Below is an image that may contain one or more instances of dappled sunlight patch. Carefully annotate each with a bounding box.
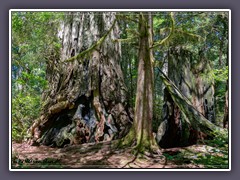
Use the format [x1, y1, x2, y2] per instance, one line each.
[162, 142, 228, 169]
[12, 135, 228, 169]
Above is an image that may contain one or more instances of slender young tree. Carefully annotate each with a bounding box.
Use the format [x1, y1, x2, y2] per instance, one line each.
[121, 12, 160, 153]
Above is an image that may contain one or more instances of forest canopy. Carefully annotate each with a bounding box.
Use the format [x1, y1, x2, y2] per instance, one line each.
[11, 10, 229, 169]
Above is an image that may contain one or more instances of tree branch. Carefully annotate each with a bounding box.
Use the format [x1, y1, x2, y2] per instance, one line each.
[116, 14, 139, 24]
[150, 12, 175, 49]
[113, 36, 138, 44]
[63, 19, 117, 63]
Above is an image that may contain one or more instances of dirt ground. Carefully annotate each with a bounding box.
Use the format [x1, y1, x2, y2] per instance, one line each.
[11, 141, 211, 169]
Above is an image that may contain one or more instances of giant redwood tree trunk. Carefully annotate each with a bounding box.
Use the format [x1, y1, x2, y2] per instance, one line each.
[28, 12, 133, 147]
[157, 47, 215, 148]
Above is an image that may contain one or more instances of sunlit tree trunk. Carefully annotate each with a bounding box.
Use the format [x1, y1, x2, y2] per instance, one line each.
[123, 13, 158, 152]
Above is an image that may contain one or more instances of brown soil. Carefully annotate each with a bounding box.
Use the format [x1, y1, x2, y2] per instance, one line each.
[11, 141, 205, 169]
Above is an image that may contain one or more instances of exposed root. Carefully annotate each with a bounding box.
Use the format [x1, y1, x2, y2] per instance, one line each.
[121, 153, 138, 168]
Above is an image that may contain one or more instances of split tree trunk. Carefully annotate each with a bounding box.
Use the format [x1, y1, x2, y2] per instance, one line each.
[28, 12, 133, 147]
[157, 47, 215, 148]
[158, 71, 223, 137]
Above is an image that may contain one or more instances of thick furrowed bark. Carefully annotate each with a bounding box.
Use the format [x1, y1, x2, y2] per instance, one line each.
[28, 12, 133, 147]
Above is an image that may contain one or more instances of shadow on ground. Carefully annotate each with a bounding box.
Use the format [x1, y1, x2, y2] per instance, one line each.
[11, 140, 228, 169]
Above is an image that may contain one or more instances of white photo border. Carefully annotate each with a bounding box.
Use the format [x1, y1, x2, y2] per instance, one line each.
[9, 9, 231, 171]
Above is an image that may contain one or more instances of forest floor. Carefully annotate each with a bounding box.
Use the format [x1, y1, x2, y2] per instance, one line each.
[11, 140, 228, 169]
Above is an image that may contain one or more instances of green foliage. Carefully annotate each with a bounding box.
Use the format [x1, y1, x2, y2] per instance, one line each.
[213, 66, 228, 125]
[195, 130, 229, 168]
[163, 130, 228, 168]
[213, 66, 228, 82]
[12, 12, 62, 141]
[118, 14, 139, 107]
[12, 92, 43, 141]
[152, 12, 175, 48]
[205, 129, 228, 148]
[193, 153, 228, 169]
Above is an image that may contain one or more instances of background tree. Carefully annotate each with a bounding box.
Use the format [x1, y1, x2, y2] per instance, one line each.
[152, 12, 229, 147]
